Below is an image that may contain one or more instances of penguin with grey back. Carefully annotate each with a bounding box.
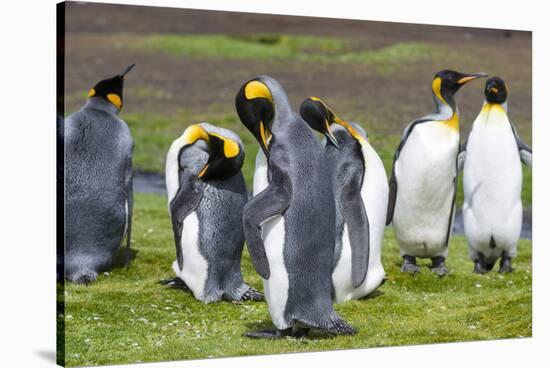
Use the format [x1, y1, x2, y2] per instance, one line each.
[162, 123, 263, 303]
[386, 70, 487, 276]
[236, 76, 355, 338]
[462, 77, 531, 274]
[300, 97, 388, 302]
[64, 64, 135, 284]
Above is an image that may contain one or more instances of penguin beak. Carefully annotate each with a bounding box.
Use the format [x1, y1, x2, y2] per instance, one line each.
[457, 72, 488, 85]
[119, 63, 136, 77]
[258, 120, 271, 159]
[322, 119, 340, 149]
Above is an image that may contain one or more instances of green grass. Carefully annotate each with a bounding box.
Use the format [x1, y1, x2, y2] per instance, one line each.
[60, 193, 532, 367]
[132, 34, 444, 72]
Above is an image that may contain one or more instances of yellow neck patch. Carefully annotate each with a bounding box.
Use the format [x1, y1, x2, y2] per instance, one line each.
[334, 117, 366, 144]
[442, 112, 459, 131]
[432, 77, 446, 105]
[107, 93, 122, 109]
[482, 103, 506, 112]
[245, 81, 272, 101]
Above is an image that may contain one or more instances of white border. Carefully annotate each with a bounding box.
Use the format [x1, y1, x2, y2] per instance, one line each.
[0, 0, 547, 367]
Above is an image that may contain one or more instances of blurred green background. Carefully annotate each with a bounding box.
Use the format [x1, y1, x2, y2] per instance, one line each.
[61, 2, 532, 366]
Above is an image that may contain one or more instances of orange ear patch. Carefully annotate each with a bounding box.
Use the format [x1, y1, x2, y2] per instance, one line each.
[107, 93, 122, 109]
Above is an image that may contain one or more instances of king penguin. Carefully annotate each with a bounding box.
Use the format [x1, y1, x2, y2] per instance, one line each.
[235, 76, 355, 338]
[386, 70, 487, 276]
[162, 123, 263, 303]
[300, 97, 388, 302]
[462, 77, 532, 273]
[64, 64, 135, 284]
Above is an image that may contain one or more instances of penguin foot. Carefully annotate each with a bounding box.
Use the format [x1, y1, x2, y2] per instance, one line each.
[159, 277, 190, 291]
[240, 286, 264, 302]
[498, 257, 513, 274]
[68, 269, 98, 285]
[311, 315, 356, 336]
[430, 256, 449, 277]
[473, 261, 488, 274]
[430, 264, 449, 277]
[401, 255, 420, 274]
[244, 327, 294, 339]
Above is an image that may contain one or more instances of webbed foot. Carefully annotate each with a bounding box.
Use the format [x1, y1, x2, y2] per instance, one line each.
[430, 256, 449, 277]
[401, 255, 420, 274]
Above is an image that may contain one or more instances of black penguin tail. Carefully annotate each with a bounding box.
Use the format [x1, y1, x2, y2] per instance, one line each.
[295, 314, 356, 336]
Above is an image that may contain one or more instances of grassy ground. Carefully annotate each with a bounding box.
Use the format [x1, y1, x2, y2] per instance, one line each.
[61, 4, 533, 366]
[60, 193, 532, 367]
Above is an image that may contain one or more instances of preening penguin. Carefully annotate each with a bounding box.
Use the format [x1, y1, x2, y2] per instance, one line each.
[236, 76, 355, 338]
[462, 77, 531, 274]
[163, 123, 262, 303]
[64, 64, 135, 284]
[386, 70, 487, 276]
[300, 97, 388, 302]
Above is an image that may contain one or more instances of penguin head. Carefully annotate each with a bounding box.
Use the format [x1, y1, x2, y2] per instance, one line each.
[484, 76, 508, 104]
[300, 97, 365, 147]
[299, 97, 340, 149]
[180, 124, 244, 181]
[235, 77, 275, 158]
[432, 70, 487, 108]
[87, 64, 135, 111]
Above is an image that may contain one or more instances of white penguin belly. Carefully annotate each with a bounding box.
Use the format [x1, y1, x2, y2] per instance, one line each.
[332, 142, 387, 303]
[463, 105, 522, 260]
[253, 150, 290, 329]
[261, 216, 290, 329]
[393, 122, 459, 258]
[171, 212, 209, 301]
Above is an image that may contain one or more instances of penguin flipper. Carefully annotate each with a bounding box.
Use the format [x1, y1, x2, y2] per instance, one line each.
[340, 170, 369, 288]
[169, 170, 204, 271]
[457, 139, 467, 172]
[386, 119, 428, 225]
[124, 153, 133, 267]
[510, 119, 532, 167]
[386, 167, 398, 226]
[243, 170, 292, 280]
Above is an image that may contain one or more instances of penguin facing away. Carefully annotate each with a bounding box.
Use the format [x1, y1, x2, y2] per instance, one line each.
[462, 77, 531, 274]
[300, 97, 388, 302]
[64, 64, 136, 284]
[386, 70, 487, 276]
[236, 76, 355, 338]
[163, 123, 263, 303]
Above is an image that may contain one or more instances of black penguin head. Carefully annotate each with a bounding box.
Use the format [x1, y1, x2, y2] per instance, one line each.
[484, 76, 508, 104]
[87, 64, 135, 110]
[235, 78, 275, 158]
[432, 70, 487, 108]
[299, 97, 340, 149]
[300, 97, 366, 146]
[181, 124, 244, 181]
